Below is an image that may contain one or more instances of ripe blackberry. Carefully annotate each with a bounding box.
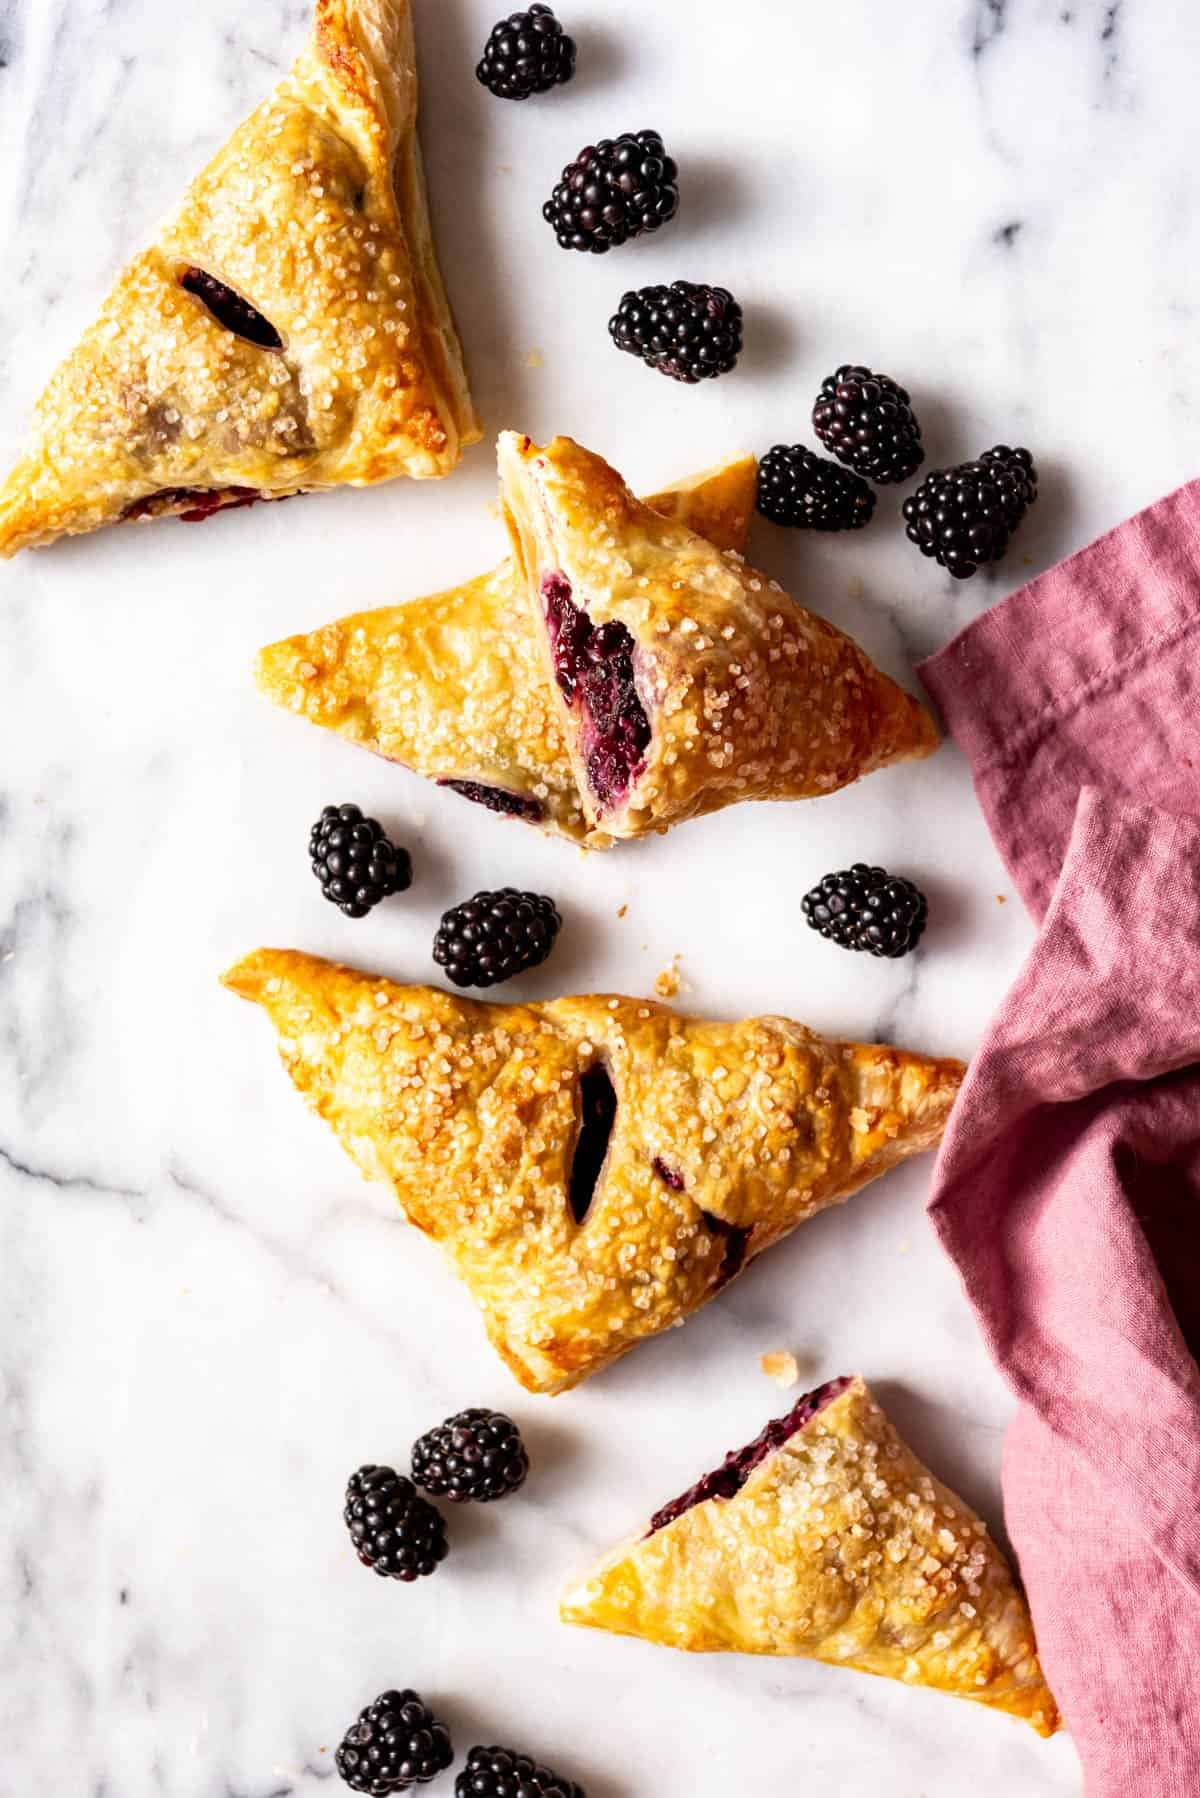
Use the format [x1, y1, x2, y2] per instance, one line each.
[336, 1690, 453, 1793]
[812, 364, 924, 485]
[411, 1408, 530, 1504]
[476, 5, 575, 100]
[456, 1745, 586, 1798]
[802, 864, 928, 959]
[343, 1465, 448, 1582]
[756, 444, 875, 531]
[433, 889, 561, 988]
[310, 804, 412, 919]
[608, 282, 742, 384]
[902, 445, 1038, 579]
[543, 130, 679, 253]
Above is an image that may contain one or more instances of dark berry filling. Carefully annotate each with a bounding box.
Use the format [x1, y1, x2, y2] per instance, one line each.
[647, 1376, 852, 1535]
[652, 1157, 684, 1191]
[568, 1064, 617, 1224]
[122, 485, 267, 524]
[438, 778, 545, 823]
[542, 572, 651, 811]
[178, 267, 283, 350]
[707, 1214, 750, 1289]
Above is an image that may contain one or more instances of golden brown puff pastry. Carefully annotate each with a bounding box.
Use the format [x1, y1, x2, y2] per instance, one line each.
[561, 1375, 1060, 1737]
[254, 454, 758, 844]
[500, 433, 940, 842]
[222, 949, 964, 1394]
[0, 0, 480, 558]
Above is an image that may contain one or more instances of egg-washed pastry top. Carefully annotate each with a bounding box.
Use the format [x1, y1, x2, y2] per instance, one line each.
[222, 949, 964, 1394]
[562, 1374, 1059, 1737]
[0, 0, 479, 557]
[254, 453, 759, 845]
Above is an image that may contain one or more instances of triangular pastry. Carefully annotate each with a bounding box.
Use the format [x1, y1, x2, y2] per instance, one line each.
[560, 1375, 1060, 1737]
[499, 433, 940, 842]
[254, 454, 758, 843]
[0, 0, 479, 557]
[222, 950, 964, 1393]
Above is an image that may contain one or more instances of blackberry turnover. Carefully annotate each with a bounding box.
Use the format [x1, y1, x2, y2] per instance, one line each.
[609, 283, 743, 383]
[309, 804, 412, 919]
[543, 130, 679, 252]
[223, 948, 964, 1393]
[256, 433, 941, 848]
[812, 364, 924, 485]
[0, 0, 480, 559]
[476, 5, 576, 100]
[560, 1376, 1060, 1736]
[336, 1689, 454, 1792]
[343, 1464, 448, 1581]
[411, 1407, 530, 1502]
[902, 445, 1038, 578]
[802, 864, 928, 959]
[756, 444, 876, 531]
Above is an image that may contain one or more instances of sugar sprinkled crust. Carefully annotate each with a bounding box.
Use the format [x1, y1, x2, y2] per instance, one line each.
[221, 948, 964, 1394]
[561, 1375, 1060, 1738]
[0, 0, 480, 557]
[253, 455, 759, 846]
[500, 433, 940, 841]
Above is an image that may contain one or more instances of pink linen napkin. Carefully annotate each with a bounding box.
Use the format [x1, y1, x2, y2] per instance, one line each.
[920, 484, 1200, 1794]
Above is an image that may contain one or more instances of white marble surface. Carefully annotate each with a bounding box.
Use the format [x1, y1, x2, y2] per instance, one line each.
[8, 0, 1197, 1791]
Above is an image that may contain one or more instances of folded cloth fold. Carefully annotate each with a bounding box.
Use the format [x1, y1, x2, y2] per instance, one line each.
[921, 487, 1200, 1795]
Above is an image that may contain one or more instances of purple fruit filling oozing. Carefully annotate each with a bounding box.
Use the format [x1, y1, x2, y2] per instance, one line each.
[647, 1376, 853, 1536]
[122, 485, 267, 524]
[438, 779, 545, 823]
[541, 572, 651, 810]
[652, 1157, 684, 1191]
[568, 1064, 617, 1225]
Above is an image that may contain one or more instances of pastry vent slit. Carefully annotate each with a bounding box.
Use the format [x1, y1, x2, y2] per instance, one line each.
[701, 1210, 751, 1289]
[568, 1062, 617, 1225]
[178, 267, 284, 351]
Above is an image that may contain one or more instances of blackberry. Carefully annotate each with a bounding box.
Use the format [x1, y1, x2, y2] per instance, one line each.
[543, 130, 679, 253]
[433, 889, 561, 988]
[412, 1408, 530, 1504]
[902, 445, 1038, 579]
[336, 1690, 453, 1793]
[456, 1745, 586, 1798]
[476, 6, 576, 101]
[343, 1465, 448, 1582]
[608, 282, 742, 384]
[802, 864, 928, 959]
[310, 804, 412, 919]
[756, 444, 875, 532]
[812, 364, 924, 485]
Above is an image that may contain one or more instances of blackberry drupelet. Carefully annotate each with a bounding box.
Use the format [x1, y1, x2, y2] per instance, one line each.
[608, 282, 743, 383]
[433, 889, 561, 988]
[812, 364, 924, 485]
[411, 1407, 530, 1504]
[756, 444, 875, 531]
[542, 130, 679, 252]
[310, 804, 412, 919]
[343, 1465, 448, 1582]
[476, 5, 576, 100]
[336, 1689, 453, 1793]
[456, 1744, 586, 1798]
[902, 445, 1038, 579]
[802, 864, 928, 959]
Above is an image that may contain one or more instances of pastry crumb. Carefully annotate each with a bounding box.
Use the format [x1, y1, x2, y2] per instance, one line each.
[525, 347, 544, 368]
[997, 893, 1007, 904]
[654, 957, 682, 998]
[761, 1350, 800, 1388]
[617, 903, 628, 918]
